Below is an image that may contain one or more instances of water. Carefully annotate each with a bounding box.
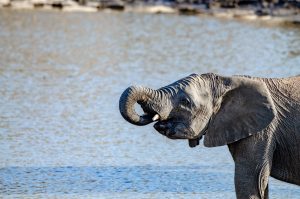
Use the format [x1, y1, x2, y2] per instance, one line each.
[0, 9, 299, 198]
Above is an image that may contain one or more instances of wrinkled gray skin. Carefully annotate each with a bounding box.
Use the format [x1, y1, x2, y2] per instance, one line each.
[119, 73, 300, 199]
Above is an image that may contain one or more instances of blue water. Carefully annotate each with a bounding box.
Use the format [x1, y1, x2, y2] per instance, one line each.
[1, 166, 299, 198]
[0, 9, 299, 198]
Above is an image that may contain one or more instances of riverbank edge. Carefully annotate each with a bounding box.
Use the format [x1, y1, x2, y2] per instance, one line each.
[1, 1, 300, 25]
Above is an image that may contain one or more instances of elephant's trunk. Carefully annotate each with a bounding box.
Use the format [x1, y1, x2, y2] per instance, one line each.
[119, 86, 160, 126]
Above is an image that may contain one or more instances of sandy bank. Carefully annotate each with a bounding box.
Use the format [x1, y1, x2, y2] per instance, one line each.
[0, 0, 299, 25]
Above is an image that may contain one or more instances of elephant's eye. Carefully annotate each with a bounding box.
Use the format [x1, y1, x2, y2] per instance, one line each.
[180, 98, 191, 107]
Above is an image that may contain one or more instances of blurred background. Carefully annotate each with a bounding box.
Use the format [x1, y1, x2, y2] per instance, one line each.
[0, 2, 300, 199]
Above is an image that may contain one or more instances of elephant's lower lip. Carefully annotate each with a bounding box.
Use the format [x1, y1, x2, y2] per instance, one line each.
[167, 132, 193, 139]
[167, 135, 190, 139]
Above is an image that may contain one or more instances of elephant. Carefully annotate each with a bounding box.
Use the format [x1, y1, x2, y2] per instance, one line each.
[119, 73, 300, 199]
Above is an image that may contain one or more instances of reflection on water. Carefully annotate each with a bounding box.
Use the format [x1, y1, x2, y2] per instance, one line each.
[0, 9, 299, 198]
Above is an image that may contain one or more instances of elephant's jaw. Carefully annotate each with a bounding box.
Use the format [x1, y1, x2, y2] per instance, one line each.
[188, 117, 211, 147]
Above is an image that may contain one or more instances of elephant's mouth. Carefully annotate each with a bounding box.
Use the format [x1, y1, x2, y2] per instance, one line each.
[153, 120, 196, 140]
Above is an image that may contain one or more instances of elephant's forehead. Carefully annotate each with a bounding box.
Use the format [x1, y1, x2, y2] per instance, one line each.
[182, 85, 201, 99]
[182, 84, 209, 104]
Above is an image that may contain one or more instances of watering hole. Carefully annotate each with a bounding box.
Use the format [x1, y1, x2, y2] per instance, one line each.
[0, 9, 300, 198]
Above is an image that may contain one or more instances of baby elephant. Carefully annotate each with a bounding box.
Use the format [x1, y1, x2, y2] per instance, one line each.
[119, 73, 300, 199]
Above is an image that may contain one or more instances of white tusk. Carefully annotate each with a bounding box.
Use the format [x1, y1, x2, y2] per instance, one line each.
[152, 114, 160, 121]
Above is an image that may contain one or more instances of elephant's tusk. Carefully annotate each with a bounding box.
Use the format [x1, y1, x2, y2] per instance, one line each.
[152, 114, 160, 121]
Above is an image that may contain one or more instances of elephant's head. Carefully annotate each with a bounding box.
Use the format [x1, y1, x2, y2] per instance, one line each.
[119, 73, 276, 148]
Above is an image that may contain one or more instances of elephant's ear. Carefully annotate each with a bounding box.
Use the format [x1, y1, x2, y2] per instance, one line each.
[204, 79, 276, 147]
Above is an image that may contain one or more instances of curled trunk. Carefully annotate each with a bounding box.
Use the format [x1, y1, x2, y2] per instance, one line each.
[119, 86, 158, 126]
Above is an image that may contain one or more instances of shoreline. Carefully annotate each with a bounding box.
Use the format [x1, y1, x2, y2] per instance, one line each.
[1, 1, 300, 25]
